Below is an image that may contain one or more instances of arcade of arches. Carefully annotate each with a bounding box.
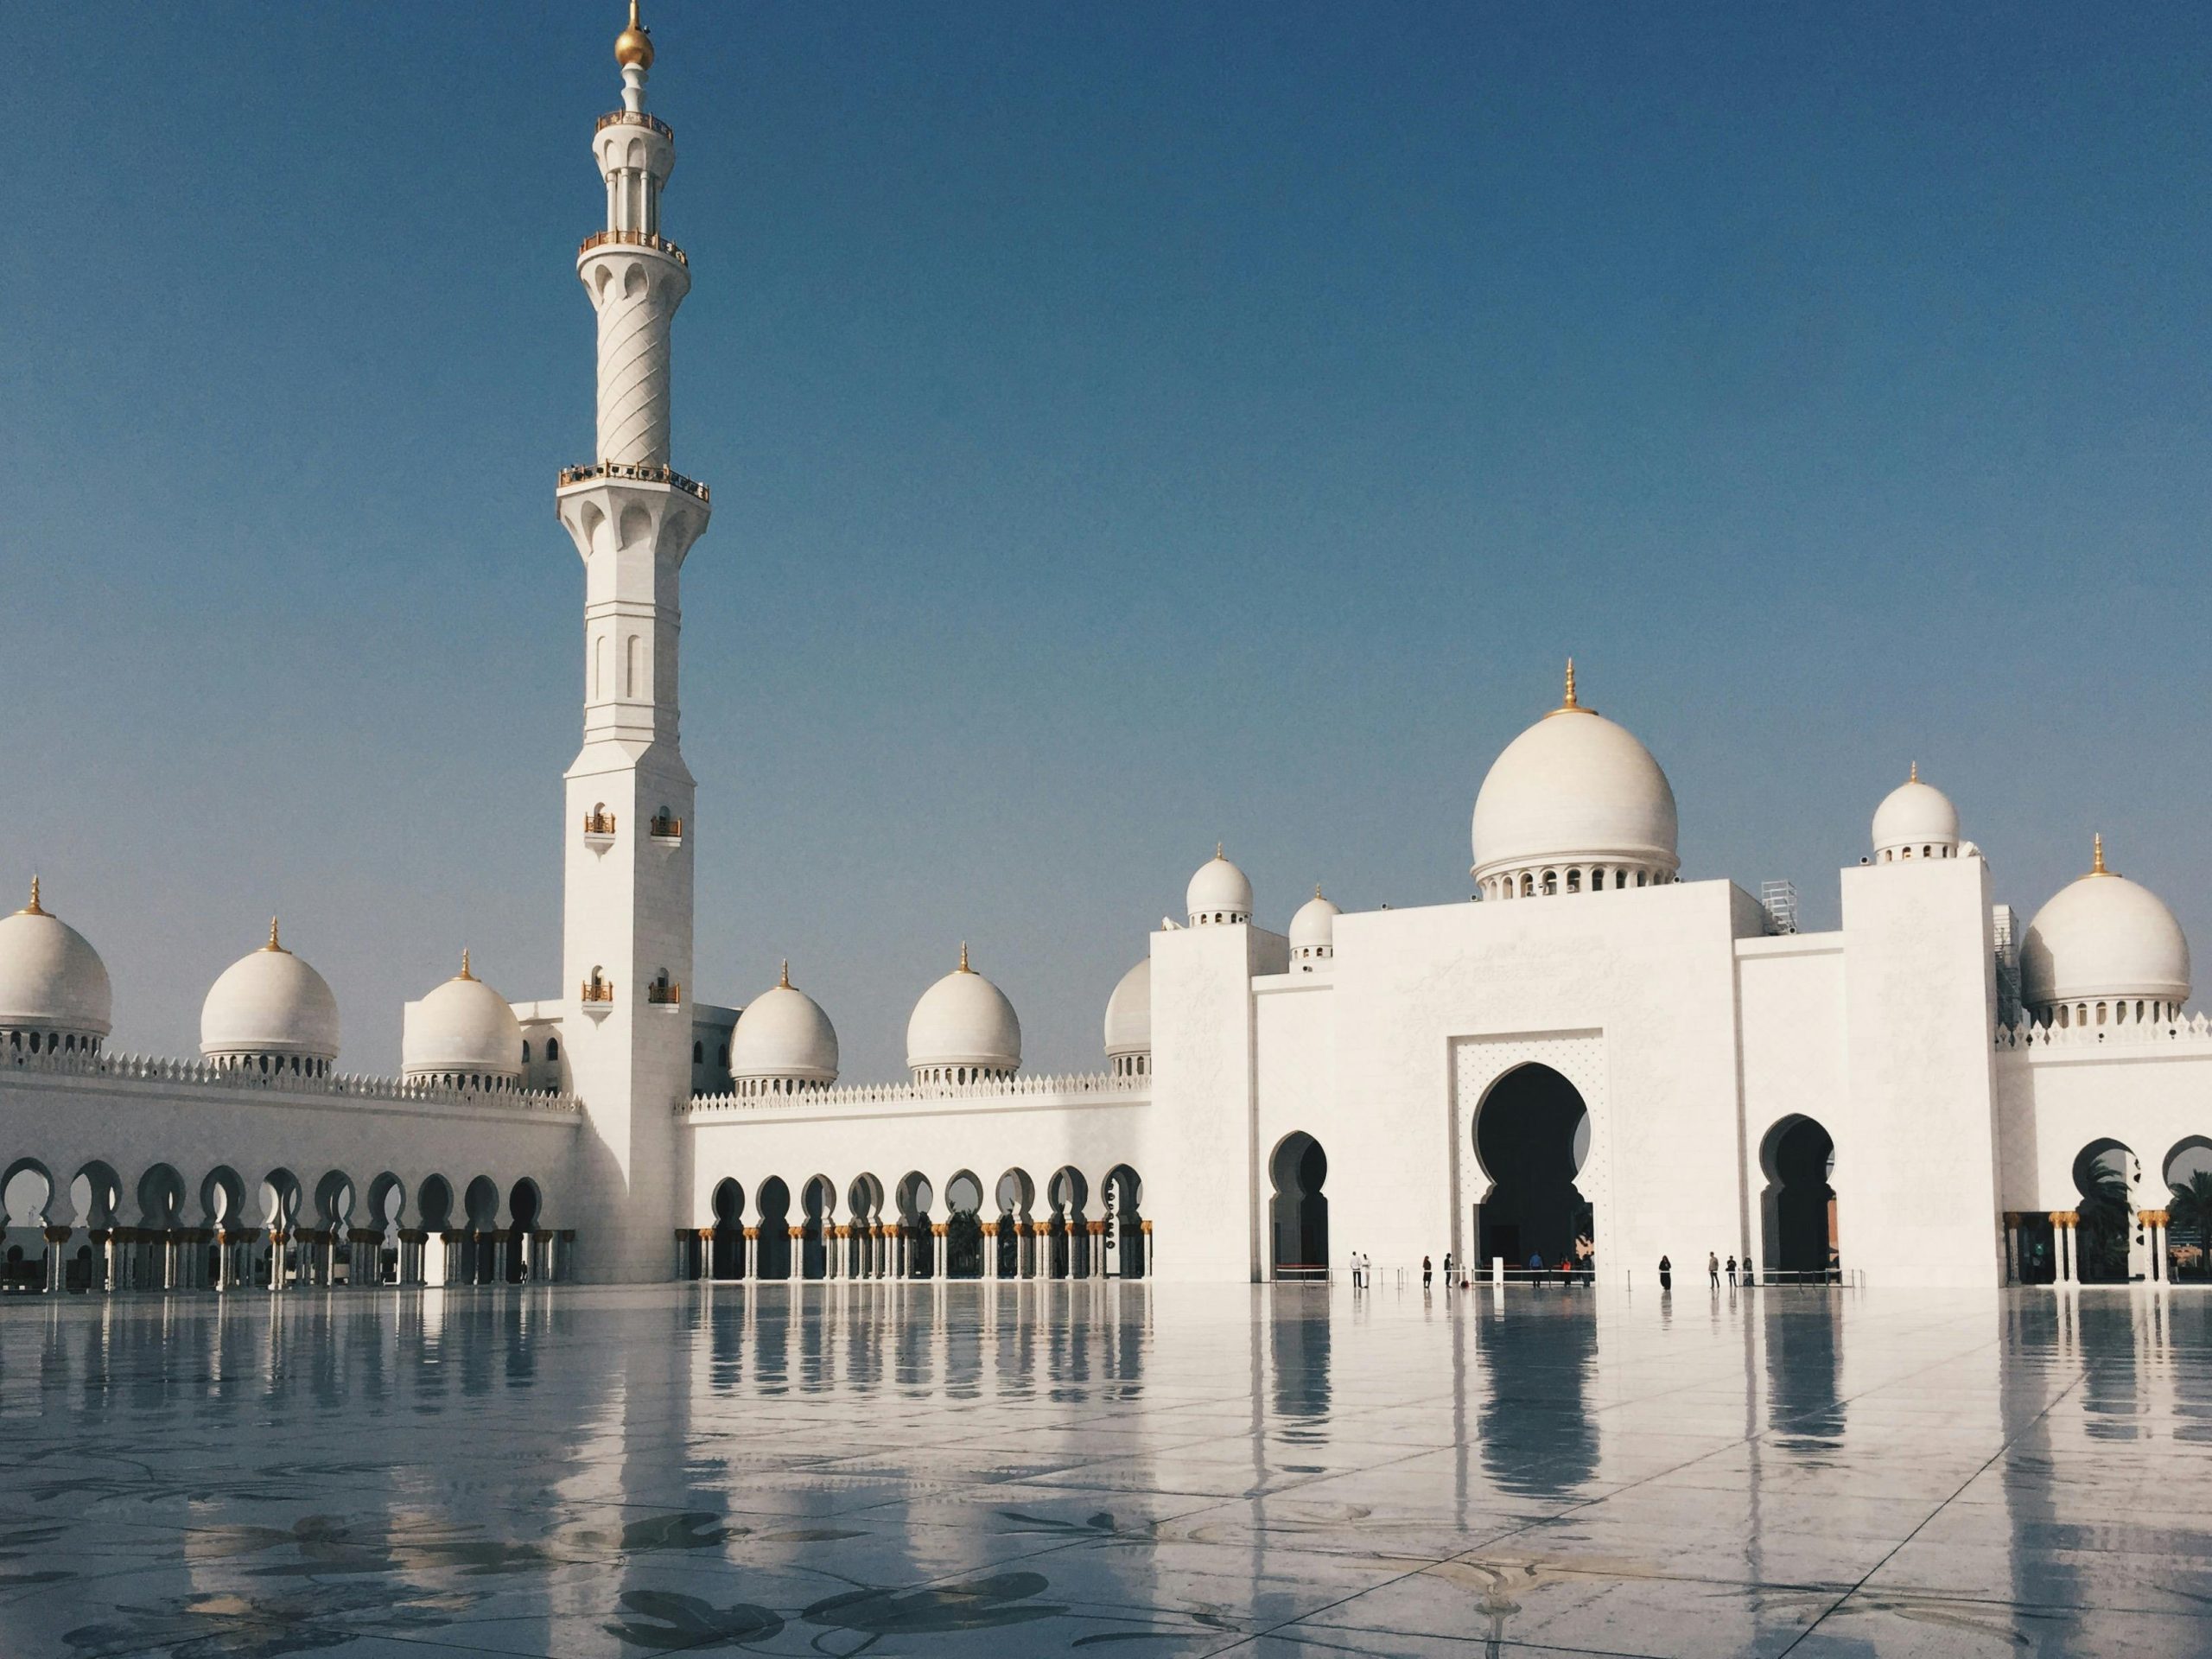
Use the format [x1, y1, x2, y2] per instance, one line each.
[683, 1164, 1149, 1282]
[0, 1161, 570, 1294]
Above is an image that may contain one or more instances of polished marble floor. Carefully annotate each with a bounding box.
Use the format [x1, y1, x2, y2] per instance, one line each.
[1, 1281, 2207, 1658]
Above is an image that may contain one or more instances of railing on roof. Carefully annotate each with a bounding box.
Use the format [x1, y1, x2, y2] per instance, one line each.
[682, 1069, 1147, 1116]
[0, 1047, 582, 1113]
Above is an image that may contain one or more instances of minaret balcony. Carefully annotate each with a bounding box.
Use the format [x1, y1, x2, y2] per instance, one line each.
[557, 460, 709, 505]
[581, 977, 615, 1008]
[646, 979, 683, 1007]
[649, 813, 683, 844]
[596, 109, 673, 140]
[579, 228, 688, 268]
[582, 810, 617, 848]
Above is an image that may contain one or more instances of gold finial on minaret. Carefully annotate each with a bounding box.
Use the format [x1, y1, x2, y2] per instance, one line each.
[2091, 833, 2108, 876]
[958, 941, 971, 973]
[615, 0, 655, 69]
[1909, 760, 1918, 784]
[18, 876, 45, 917]
[779, 958, 791, 988]
[458, 949, 474, 982]
[264, 916, 285, 953]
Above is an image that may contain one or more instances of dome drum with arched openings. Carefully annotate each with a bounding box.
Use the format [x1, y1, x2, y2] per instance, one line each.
[1872, 763, 1961, 862]
[0, 879, 114, 1055]
[728, 962, 839, 1096]
[200, 919, 341, 1077]
[1471, 663, 1680, 899]
[1289, 887, 1338, 963]
[1186, 846, 1253, 925]
[1103, 957, 1151, 1077]
[402, 952, 525, 1089]
[907, 944, 1020, 1084]
[2020, 836, 2191, 1027]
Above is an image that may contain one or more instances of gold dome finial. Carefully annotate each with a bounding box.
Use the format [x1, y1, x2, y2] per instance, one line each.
[779, 958, 791, 988]
[1315, 882, 1324, 900]
[264, 916, 286, 953]
[1216, 841, 1224, 861]
[1909, 760, 1918, 784]
[2091, 832, 2108, 876]
[615, 0, 655, 69]
[1549, 657, 1595, 716]
[18, 876, 44, 917]
[458, 949, 474, 982]
[958, 940, 971, 973]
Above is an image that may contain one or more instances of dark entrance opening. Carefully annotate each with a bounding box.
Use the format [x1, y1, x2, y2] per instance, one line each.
[1474, 1065, 1591, 1274]
[1269, 1133, 1329, 1281]
[1762, 1116, 1839, 1281]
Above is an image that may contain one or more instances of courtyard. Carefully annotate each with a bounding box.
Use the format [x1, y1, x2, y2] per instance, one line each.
[0, 1282, 2205, 1658]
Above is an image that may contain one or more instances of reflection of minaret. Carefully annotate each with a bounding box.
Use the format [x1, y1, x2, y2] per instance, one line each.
[558, 2, 710, 1282]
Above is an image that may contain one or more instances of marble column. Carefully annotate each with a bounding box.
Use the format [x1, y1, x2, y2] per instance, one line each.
[2140, 1210, 2169, 1282]
[2002, 1212, 2021, 1285]
[2052, 1211, 2078, 1285]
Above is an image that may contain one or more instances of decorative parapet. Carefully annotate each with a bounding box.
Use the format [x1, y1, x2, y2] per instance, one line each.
[577, 228, 689, 267]
[557, 461, 711, 504]
[595, 109, 674, 140]
[681, 1069, 1147, 1118]
[0, 1047, 582, 1114]
[1995, 1012, 2212, 1055]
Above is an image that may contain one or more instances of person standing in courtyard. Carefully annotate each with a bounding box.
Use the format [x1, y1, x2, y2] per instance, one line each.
[1708, 1251, 1719, 1288]
[1658, 1254, 1673, 1291]
[1422, 1254, 1433, 1289]
[1726, 1255, 1738, 1287]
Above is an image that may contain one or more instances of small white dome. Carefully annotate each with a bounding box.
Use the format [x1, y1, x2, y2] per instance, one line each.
[1289, 887, 1339, 957]
[1103, 957, 1151, 1057]
[1186, 845, 1254, 925]
[402, 954, 523, 1080]
[2020, 838, 2190, 1014]
[0, 880, 112, 1041]
[1471, 664, 1679, 890]
[200, 921, 340, 1064]
[1872, 764, 1961, 859]
[731, 965, 839, 1083]
[907, 946, 1020, 1076]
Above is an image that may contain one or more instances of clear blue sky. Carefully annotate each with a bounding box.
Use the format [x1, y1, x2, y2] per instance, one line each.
[8, 2, 2210, 1077]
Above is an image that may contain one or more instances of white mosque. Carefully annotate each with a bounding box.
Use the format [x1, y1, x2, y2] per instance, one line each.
[3, 10, 2207, 1297]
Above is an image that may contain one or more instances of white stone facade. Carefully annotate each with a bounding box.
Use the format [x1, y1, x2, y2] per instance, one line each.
[3, 14, 2206, 1298]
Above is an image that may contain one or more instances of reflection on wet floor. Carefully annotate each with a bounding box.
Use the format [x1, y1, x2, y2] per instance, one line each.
[1, 1283, 2208, 1657]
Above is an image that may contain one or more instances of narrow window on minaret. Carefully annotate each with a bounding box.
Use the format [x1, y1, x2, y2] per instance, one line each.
[594, 635, 607, 700]
[626, 635, 640, 697]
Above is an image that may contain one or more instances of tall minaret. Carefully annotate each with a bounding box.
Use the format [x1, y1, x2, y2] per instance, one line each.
[556, 2, 709, 1283]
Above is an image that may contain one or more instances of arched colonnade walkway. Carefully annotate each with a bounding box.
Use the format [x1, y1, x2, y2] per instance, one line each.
[683, 1163, 1148, 1282]
[0, 1158, 572, 1294]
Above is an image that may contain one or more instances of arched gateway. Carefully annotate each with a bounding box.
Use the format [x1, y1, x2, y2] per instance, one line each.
[1471, 1064, 1592, 1274]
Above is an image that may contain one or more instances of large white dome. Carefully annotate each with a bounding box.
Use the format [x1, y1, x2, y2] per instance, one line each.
[907, 947, 1020, 1077]
[200, 921, 340, 1065]
[1872, 764, 1961, 861]
[1289, 887, 1339, 959]
[2020, 838, 2190, 1019]
[1103, 957, 1151, 1058]
[1471, 664, 1679, 893]
[731, 966, 839, 1083]
[402, 955, 523, 1081]
[1186, 846, 1254, 925]
[0, 880, 112, 1044]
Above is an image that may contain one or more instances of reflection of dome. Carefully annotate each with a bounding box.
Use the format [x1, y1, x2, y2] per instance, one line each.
[1103, 958, 1150, 1076]
[0, 879, 113, 1051]
[1289, 887, 1339, 962]
[2020, 836, 2190, 1023]
[1187, 845, 1254, 925]
[403, 953, 523, 1084]
[907, 945, 1020, 1082]
[200, 919, 341, 1073]
[1872, 763, 1961, 861]
[1472, 662, 1679, 898]
[731, 963, 839, 1085]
